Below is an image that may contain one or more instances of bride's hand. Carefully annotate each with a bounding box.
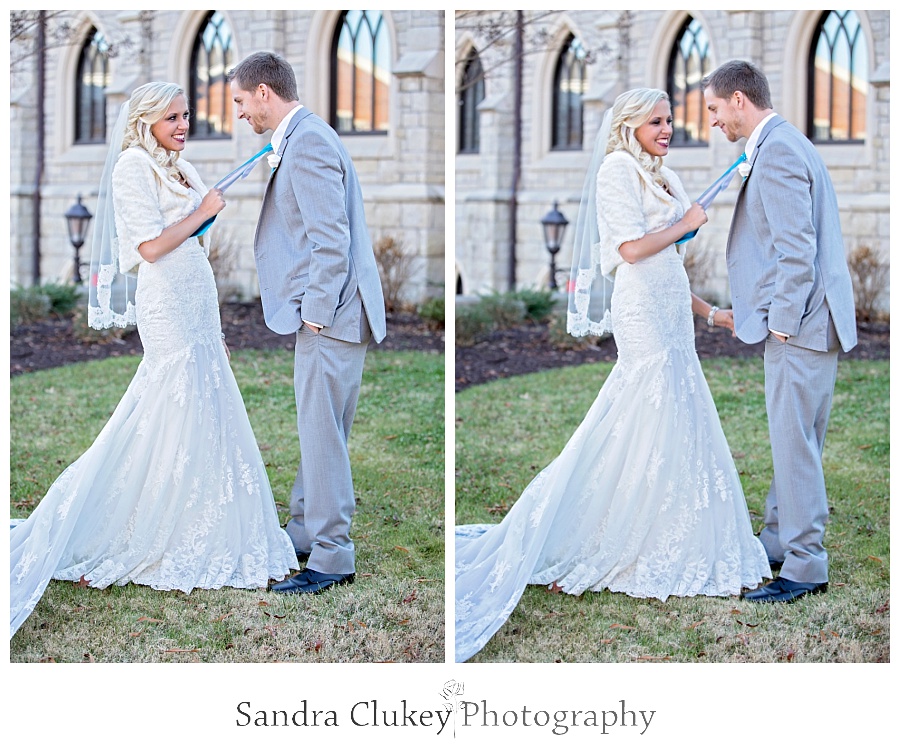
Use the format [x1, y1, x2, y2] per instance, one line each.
[681, 202, 708, 232]
[199, 188, 226, 219]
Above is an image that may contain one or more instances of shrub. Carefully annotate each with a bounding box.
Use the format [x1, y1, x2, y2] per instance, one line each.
[70, 306, 133, 345]
[681, 240, 719, 301]
[455, 304, 493, 347]
[417, 296, 445, 329]
[10, 285, 51, 326]
[847, 244, 889, 321]
[546, 310, 606, 350]
[374, 235, 416, 312]
[205, 227, 241, 303]
[513, 287, 556, 323]
[475, 291, 527, 329]
[36, 282, 82, 316]
[455, 286, 578, 346]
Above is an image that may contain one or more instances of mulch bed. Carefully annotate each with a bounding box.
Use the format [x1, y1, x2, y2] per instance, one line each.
[10, 301, 444, 376]
[455, 318, 889, 392]
[9, 303, 888, 392]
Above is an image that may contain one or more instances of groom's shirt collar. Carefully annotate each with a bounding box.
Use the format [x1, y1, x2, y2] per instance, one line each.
[271, 103, 304, 154]
[744, 112, 778, 164]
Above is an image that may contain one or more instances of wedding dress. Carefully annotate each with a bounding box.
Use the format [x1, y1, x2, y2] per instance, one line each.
[10, 148, 298, 638]
[455, 150, 770, 662]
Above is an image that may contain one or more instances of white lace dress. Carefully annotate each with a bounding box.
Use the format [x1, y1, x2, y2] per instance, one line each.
[455, 151, 770, 662]
[10, 148, 297, 638]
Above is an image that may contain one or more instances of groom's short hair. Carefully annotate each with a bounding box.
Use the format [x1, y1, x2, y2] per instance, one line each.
[702, 60, 773, 110]
[228, 51, 299, 102]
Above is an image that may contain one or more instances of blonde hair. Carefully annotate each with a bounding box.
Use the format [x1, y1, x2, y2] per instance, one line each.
[122, 82, 187, 183]
[606, 88, 670, 188]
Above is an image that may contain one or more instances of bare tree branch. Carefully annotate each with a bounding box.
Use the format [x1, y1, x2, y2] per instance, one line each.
[11, 11, 79, 68]
[454, 10, 613, 94]
[10, 10, 135, 73]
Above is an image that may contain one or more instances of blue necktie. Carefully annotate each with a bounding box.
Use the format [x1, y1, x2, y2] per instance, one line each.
[192, 144, 274, 237]
[675, 152, 748, 245]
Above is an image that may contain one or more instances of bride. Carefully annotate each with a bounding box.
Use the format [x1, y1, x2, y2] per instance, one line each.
[10, 82, 298, 638]
[455, 88, 771, 662]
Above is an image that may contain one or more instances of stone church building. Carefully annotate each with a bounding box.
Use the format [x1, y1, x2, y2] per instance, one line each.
[454, 10, 889, 306]
[10, 9, 445, 304]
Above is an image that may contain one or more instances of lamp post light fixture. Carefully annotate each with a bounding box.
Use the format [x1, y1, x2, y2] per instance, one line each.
[64, 194, 92, 284]
[540, 200, 569, 290]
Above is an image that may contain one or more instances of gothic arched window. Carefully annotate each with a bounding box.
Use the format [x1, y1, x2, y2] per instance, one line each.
[808, 10, 868, 142]
[458, 49, 484, 154]
[331, 10, 391, 134]
[74, 28, 110, 144]
[551, 35, 586, 151]
[667, 16, 711, 146]
[189, 10, 234, 139]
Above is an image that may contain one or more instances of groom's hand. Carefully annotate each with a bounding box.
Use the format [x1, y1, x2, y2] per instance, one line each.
[303, 320, 322, 334]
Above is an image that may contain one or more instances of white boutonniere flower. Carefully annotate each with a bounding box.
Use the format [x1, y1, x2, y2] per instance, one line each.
[738, 161, 752, 180]
[267, 154, 281, 170]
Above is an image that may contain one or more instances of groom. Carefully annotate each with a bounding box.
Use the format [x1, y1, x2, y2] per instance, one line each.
[702, 60, 856, 603]
[228, 52, 386, 594]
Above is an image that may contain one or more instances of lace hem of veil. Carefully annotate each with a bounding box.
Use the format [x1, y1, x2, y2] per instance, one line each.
[87, 102, 138, 330]
[567, 264, 613, 337]
[88, 254, 137, 330]
[566, 107, 615, 339]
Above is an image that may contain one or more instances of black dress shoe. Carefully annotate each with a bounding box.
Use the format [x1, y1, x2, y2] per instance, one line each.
[268, 568, 355, 594]
[768, 559, 784, 571]
[742, 577, 827, 603]
[295, 549, 311, 563]
[268, 573, 308, 593]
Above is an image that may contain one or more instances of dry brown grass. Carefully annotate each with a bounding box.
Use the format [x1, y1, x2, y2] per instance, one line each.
[10, 349, 444, 663]
[456, 360, 889, 663]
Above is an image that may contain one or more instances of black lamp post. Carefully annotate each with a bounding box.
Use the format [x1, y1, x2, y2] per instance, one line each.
[64, 194, 92, 284]
[540, 201, 569, 290]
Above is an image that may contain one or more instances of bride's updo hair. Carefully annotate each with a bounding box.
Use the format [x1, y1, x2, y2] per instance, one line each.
[606, 88, 670, 188]
[122, 82, 187, 183]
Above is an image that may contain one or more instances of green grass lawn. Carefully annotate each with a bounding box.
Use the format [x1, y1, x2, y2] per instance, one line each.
[9, 348, 444, 663]
[455, 358, 889, 663]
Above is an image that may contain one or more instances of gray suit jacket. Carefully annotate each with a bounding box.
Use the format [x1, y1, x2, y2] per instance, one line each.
[726, 116, 856, 352]
[253, 108, 386, 343]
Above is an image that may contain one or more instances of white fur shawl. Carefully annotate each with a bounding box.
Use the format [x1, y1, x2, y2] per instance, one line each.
[111, 147, 208, 275]
[595, 150, 692, 278]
